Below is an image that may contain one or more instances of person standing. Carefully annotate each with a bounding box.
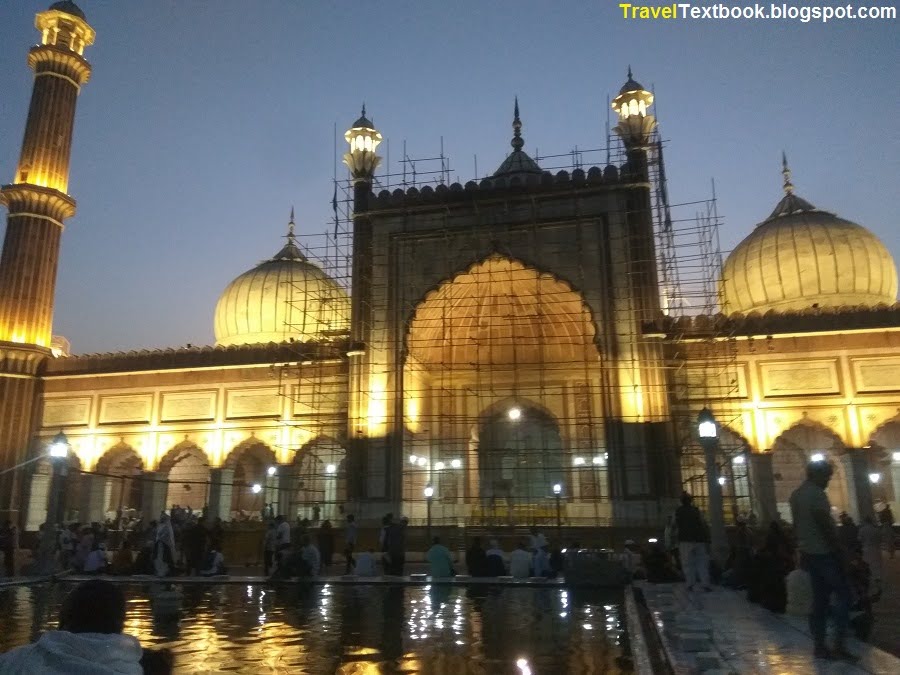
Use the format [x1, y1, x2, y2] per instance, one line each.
[318, 520, 334, 572]
[858, 515, 882, 589]
[153, 514, 176, 577]
[384, 516, 407, 576]
[343, 514, 357, 575]
[274, 515, 291, 569]
[466, 536, 488, 577]
[263, 521, 277, 576]
[675, 492, 711, 591]
[878, 504, 895, 559]
[789, 460, 854, 661]
[1, 521, 16, 577]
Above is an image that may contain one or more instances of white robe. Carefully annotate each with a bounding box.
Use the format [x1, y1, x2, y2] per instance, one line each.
[0, 631, 143, 674]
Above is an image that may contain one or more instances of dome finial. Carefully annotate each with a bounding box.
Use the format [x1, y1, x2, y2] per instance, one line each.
[288, 207, 296, 239]
[511, 96, 524, 152]
[627, 65, 633, 79]
[361, 102, 366, 119]
[781, 151, 794, 194]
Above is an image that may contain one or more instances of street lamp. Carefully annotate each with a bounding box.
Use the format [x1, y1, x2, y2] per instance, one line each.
[869, 472, 881, 484]
[46, 430, 70, 526]
[697, 407, 727, 567]
[552, 483, 562, 538]
[424, 484, 434, 546]
[251, 483, 262, 494]
[267, 466, 277, 477]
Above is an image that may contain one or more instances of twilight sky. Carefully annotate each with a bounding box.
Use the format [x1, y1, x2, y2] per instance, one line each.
[1, 1, 897, 354]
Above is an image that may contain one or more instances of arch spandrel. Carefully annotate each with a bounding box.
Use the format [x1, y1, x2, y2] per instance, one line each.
[763, 409, 852, 450]
[405, 254, 601, 367]
[158, 440, 210, 475]
[222, 436, 278, 470]
[95, 441, 144, 474]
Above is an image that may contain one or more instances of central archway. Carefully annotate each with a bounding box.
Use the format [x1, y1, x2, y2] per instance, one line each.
[402, 254, 604, 518]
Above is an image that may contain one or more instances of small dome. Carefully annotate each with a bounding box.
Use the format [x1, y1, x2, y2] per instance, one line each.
[49, 1, 86, 20]
[722, 184, 898, 314]
[214, 231, 350, 346]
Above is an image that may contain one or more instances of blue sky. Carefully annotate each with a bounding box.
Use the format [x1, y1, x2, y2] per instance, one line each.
[1, 1, 897, 353]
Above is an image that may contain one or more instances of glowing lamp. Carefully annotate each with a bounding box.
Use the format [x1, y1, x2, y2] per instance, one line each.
[48, 430, 70, 459]
[267, 466, 277, 477]
[435, 461, 445, 471]
[810, 453, 826, 463]
[869, 473, 881, 484]
[573, 456, 585, 466]
[417, 456, 427, 467]
[648, 538, 658, 544]
[251, 483, 262, 494]
[732, 455, 745, 465]
[326, 464, 337, 475]
[409, 454, 418, 465]
[893, 452, 900, 462]
[450, 459, 462, 469]
[717, 476, 726, 486]
[424, 484, 434, 499]
[592, 455, 605, 466]
[508, 407, 522, 421]
[552, 483, 562, 496]
[343, 105, 382, 182]
[611, 68, 657, 148]
[697, 407, 717, 440]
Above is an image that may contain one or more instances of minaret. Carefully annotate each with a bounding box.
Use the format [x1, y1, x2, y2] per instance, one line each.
[0, 2, 95, 515]
[342, 106, 382, 505]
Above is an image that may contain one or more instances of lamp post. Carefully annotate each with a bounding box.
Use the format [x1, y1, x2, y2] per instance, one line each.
[552, 483, 562, 538]
[424, 483, 434, 546]
[47, 430, 70, 527]
[697, 408, 728, 567]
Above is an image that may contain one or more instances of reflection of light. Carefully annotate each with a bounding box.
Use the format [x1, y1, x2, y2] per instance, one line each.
[508, 407, 522, 421]
[559, 612, 567, 618]
[648, 538, 658, 543]
[583, 623, 593, 630]
[516, 658, 532, 675]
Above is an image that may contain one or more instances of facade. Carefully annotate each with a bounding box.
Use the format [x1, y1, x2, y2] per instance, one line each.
[1, 3, 898, 532]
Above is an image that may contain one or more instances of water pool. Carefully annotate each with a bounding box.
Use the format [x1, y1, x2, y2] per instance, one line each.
[0, 582, 632, 674]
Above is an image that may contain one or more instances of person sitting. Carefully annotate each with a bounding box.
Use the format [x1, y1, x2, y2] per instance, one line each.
[0, 579, 146, 673]
[533, 544, 553, 578]
[426, 536, 455, 578]
[200, 548, 227, 576]
[83, 543, 108, 574]
[110, 540, 134, 576]
[509, 540, 532, 578]
[484, 539, 506, 576]
[353, 548, 378, 577]
[466, 537, 488, 577]
[300, 535, 321, 576]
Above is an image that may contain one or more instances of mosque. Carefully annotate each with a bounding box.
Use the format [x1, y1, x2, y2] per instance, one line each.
[1, 2, 898, 533]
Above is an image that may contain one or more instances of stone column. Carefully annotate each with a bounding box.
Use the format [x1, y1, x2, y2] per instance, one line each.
[275, 470, 293, 519]
[25, 470, 50, 531]
[890, 455, 900, 516]
[140, 471, 167, 522]
[79, 473, 108, 523]
[207, 468, 234, 522]
[841, 451, 874, 523]
[748, 452, 778, 526]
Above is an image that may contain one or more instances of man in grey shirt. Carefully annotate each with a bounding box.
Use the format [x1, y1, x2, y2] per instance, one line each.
[789, 460, 853, 661]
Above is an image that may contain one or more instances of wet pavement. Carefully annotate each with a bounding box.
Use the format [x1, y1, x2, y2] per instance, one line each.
[636, 581, 900, 674]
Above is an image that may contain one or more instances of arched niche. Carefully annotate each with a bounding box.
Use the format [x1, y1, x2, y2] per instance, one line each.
[96, 442, 144, 517]
[289, 438, 347, 522]
[869, 417, 900, 507]
[771, 421, 849, 520]
[223, 438, 277, 518]
[159, 441, 210, 512]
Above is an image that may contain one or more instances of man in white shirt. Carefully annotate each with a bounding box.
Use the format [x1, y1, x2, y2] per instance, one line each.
[789, 460, 853, 661]
[353, 549, 377, 577]
[509, 540, 532, 578]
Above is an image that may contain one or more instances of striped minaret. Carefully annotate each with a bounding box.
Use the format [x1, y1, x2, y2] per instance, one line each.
[0, 1, 95, 517]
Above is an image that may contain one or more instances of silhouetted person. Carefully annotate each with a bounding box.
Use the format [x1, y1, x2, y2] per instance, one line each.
[675, 492, 711, 590]
[790, 460, 853, 661]
[466, 537, 488, 576]
[318, 520, 334, 571]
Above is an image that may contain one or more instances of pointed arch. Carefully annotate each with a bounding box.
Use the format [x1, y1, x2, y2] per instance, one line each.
[223, 436, 277, 517]
[159, 441, 210, 512]
[288, 436, 347, 521]
[95, 441, 144, 517]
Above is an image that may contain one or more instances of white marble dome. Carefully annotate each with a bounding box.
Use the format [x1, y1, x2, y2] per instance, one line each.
[214, 234, 350, 346]
[721, 177, 897, 315]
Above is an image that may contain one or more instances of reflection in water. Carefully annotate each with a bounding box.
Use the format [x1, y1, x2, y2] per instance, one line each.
[0, 583, 632, 674]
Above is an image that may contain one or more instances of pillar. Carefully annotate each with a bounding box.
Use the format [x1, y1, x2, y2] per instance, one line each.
[24, 469, 50, 531]
[0, 4, 95, 517]
[841, 451, 874, 523]
[140, 471, 167, 522]
[748, 452, 778, 527]
[276, 470, 293, 519]
[890, 453, 900, 516]
[79, 473, 108, 523]
[207, 468, 234, 522]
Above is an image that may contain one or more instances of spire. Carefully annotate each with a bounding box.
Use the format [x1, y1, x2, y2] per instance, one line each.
[288, 206, 296, 239]
[511, 97, 524, 152]
[361, 102, 366, 119]
[781, 151, 794, 194]
[628, 65, 633, 79]
[272, 208, 306, 261]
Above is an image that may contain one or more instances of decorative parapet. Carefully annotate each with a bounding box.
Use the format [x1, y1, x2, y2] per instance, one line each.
[644, 302, 900, 338]
[44, 339, 350, 376]
[365, 163, 651, 211]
